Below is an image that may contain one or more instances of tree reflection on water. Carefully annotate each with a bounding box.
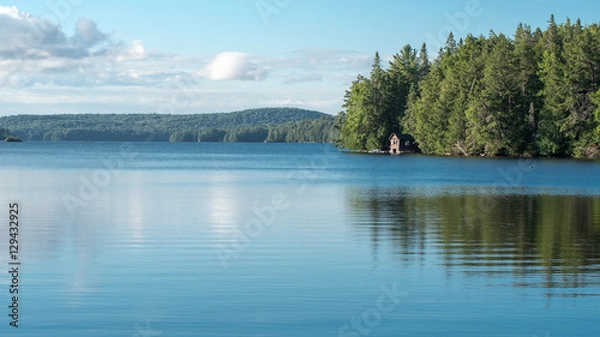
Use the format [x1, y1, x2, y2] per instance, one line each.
[346, 187, 600, 292]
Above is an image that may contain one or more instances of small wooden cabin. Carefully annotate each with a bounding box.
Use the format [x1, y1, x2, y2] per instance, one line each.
[389, 133, 419, 155]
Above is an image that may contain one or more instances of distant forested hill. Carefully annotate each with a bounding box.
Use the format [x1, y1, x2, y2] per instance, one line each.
[0, 108, 338, 143]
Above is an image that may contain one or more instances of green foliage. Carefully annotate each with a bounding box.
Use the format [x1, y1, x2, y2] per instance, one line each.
[169, 130, 198, 142]
[574, 89, 600, 158]
[338, 49, 425, 151]
[198, 128, 227, 142]
[0, 125, 9, 138]
[348, 189, 600, 284]
[0, 125, 21, 142]
[177, 116, 339, 144]
[0, 108, 337, 144]
[339, 16, 600, 158]
[266, 117, 338, 143]
[223, 127, 269, 142]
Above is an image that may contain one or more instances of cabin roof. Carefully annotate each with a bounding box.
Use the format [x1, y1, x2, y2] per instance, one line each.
[389, 133, 414, 141]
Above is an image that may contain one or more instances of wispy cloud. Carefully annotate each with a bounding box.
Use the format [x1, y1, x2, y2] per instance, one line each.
[283, 74, 323, 85]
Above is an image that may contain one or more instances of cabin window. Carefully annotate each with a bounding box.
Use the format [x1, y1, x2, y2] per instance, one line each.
[405, 140, 411, 146]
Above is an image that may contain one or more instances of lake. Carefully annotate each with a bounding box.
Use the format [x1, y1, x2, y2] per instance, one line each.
[0, 142, 599, 337]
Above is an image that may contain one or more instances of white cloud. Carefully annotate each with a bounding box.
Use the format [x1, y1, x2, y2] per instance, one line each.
[0, 5, 141, 62]
[0, 5, 84, 59]
[72, 17, 108, 47]
[0, 5, 23, 19]
[199, 52, 270, 81]
[112, 40, 147, 61]
[0, 6, 372, 115]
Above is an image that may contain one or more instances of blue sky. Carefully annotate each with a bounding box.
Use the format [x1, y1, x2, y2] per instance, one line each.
[1, 0, 600, 115]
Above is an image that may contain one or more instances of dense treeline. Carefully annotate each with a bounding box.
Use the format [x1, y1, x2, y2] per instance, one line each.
[0, 125, 9, 138]
[168, 116, 338, 143]
[338, 16, 600, 158]
[0, 125, 21, 141]
[0, 108, 337, 143]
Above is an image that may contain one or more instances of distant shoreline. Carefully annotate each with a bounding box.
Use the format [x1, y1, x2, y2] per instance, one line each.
[4, 140, 599, 161]
[0, 107, 339, 144]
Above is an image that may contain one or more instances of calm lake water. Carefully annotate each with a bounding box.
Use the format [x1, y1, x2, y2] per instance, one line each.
[0, 142, 599, 337]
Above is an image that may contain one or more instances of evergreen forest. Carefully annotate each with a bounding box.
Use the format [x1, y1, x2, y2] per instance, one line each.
[0, 108, 337, 143]
[337, 16, 600, 158]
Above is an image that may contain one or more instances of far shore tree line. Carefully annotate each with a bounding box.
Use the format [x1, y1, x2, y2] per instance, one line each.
[336, 16, 600, 159]
[0, 108, 338, 144]
[168, 118, 337, 143]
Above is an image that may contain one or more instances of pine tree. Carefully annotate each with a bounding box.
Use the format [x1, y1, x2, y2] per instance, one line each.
[514, 23, 543, 154]
[478, 34, 523, 155]
[417, 43, 430, 80]
[537, 15, 569, 156]
[445, 32, 457, 55]
[364, 52, 395, 150]
[388, 45, 419, 133]
[566, 23, 600, 157]
[339, 75, 370, 150]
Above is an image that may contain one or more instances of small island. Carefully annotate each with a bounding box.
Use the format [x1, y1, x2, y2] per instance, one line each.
[4, 137, 23, 142]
